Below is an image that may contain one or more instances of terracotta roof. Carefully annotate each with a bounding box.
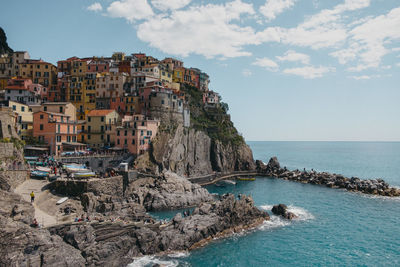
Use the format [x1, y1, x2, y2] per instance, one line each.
[87, 109, 116, 116]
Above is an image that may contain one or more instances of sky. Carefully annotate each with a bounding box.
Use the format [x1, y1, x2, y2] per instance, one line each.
[1, 0, 399, 141]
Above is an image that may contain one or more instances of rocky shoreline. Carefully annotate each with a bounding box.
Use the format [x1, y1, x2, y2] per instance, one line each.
[48, 194, 269, 266]
[257, 157, 400, 197]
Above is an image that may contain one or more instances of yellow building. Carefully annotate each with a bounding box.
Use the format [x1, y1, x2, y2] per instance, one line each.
[124, 95, 140, 115]
[173, 68, 184, 83]
[19, 59, 57, 88]
[8, 100, 33, 140]
[65, 58, 96, 120]
[83, 109, 121, 148]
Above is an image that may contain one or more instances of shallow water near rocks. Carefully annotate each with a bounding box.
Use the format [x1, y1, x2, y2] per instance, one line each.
[130, 141, 400, 266]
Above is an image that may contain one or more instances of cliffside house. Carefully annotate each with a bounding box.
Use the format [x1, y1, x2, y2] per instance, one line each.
[115, 114, 159, 155]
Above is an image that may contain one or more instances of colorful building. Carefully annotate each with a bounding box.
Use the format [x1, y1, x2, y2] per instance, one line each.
[4, 100, 33, 140]
[115, 115, 159, 155]
[33, 105, 82, 155]
[4, 78, 42, 105]
[83, 109, 121, 148]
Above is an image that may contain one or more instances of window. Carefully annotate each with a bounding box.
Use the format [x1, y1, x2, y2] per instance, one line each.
[141, 130, 143, 136]
[101, 116, 104, 122]
[44, 106, 47, 111]
[57, 125, 60, 133]
[56, 136, 61, 142]
[124, 130, 127, 136]
[88, 134, 91, 140]
[124, 139, 127, 145]
[101, 135, 104, 140]
[88, 117, 91, 122]
[40, 114, 44, 119]
[12, 105, 16, 111]
[72, 136, 76, 142]
[101, 126, 104, 132]
[132, 130, 135, 136]
[117, 139, 120, 145]
[88, 126, 91, 133]
[132, 139, 135, 144]
[40, 124, 44, 130]
[67, 136, 71, 142]
[59, 107, 63, 113]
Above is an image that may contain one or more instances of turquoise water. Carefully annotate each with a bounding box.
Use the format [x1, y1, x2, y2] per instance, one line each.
[130, 142, 400, 267]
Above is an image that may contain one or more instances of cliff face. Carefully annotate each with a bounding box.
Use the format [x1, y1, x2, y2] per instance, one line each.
[149, 124, 255, 176]
[143, 84, 256, 176]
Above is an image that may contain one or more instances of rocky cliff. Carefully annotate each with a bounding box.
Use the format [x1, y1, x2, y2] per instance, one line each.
[137, 84, 256, 176]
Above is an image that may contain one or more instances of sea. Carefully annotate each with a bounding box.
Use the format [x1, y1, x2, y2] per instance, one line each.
[130, 141, 400, 267]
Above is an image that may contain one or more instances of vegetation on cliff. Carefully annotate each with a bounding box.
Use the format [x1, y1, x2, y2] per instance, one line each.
[182, 84, 245, 147]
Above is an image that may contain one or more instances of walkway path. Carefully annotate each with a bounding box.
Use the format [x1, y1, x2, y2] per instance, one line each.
[15, 179, 58, 227]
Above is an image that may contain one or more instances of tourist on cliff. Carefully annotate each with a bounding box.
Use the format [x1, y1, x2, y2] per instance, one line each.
[30, 191, 35, 203]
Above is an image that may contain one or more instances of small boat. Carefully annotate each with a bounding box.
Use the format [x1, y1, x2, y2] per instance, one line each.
[56, 197, 68, 205]
[237, 177, 256, 181]
[221, 179, 236, 185]
[74, 171, 96, 178]
[30, 170, 49, 178]
[36, 166, 51, 172]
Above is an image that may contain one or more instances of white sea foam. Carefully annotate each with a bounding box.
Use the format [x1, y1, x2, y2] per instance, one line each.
[258, 204, 314, 230]
[168, 251, 190, 258]
[128, 255, 179, 267]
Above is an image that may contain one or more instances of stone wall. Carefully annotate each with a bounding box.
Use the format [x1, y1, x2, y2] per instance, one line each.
[51, 176, 124, 197]
[0, 143, 15, 158]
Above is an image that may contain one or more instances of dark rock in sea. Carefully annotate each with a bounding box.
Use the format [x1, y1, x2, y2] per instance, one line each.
[271, 204, 297, 220]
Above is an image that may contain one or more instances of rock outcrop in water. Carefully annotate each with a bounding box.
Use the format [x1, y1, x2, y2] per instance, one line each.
[257, 157, 400, 197]
[49, 194, 269, 266]
[271, 204, 297, 220]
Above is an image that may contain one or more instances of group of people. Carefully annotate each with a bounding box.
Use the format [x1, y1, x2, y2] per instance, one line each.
[183, 210, 191, 217]
[74, 214, 91, 222]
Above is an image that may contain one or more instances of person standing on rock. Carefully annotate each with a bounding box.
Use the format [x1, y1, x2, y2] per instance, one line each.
[30, 191, 35, 203]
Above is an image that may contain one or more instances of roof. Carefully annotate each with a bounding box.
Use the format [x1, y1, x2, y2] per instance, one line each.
[87, 109, 116, 116]
[5, 86, 28, 90]
[42, 102, 70, 105]
[34, 111, 70, 117]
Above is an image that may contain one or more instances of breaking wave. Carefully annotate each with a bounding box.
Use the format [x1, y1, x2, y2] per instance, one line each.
[128, 252, 190, 267]
[258, 204, 314, 230]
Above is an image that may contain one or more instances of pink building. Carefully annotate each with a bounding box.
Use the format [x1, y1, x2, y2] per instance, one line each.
[115, 115, 159, 155]
[203, 90, 220, 107]
[33, 111, 82, 155]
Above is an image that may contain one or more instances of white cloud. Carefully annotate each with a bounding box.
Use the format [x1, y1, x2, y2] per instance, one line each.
[137, 0, 258, 58]
[242, 69, 252, 77]
[252, 57, 279, 71]
[276, 50, 310, 64]
[87, 2, 102, 12]
[392, 47, 400, 52]
[351, 75, 371, 80]
[260, 0, 296, 22]
[346, 7, 400, 71]
[283, 66, 335, 79]
[151, 0, 191, 11]
[272, 0, 370, 50]
[396, 63, 400, 67]
[107, 0, 154, 22]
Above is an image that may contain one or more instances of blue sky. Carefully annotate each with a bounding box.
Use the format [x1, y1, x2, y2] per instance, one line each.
[1, 0, 399, 141]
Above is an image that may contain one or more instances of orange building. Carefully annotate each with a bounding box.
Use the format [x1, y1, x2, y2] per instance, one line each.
[33, 103, 83, 155]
